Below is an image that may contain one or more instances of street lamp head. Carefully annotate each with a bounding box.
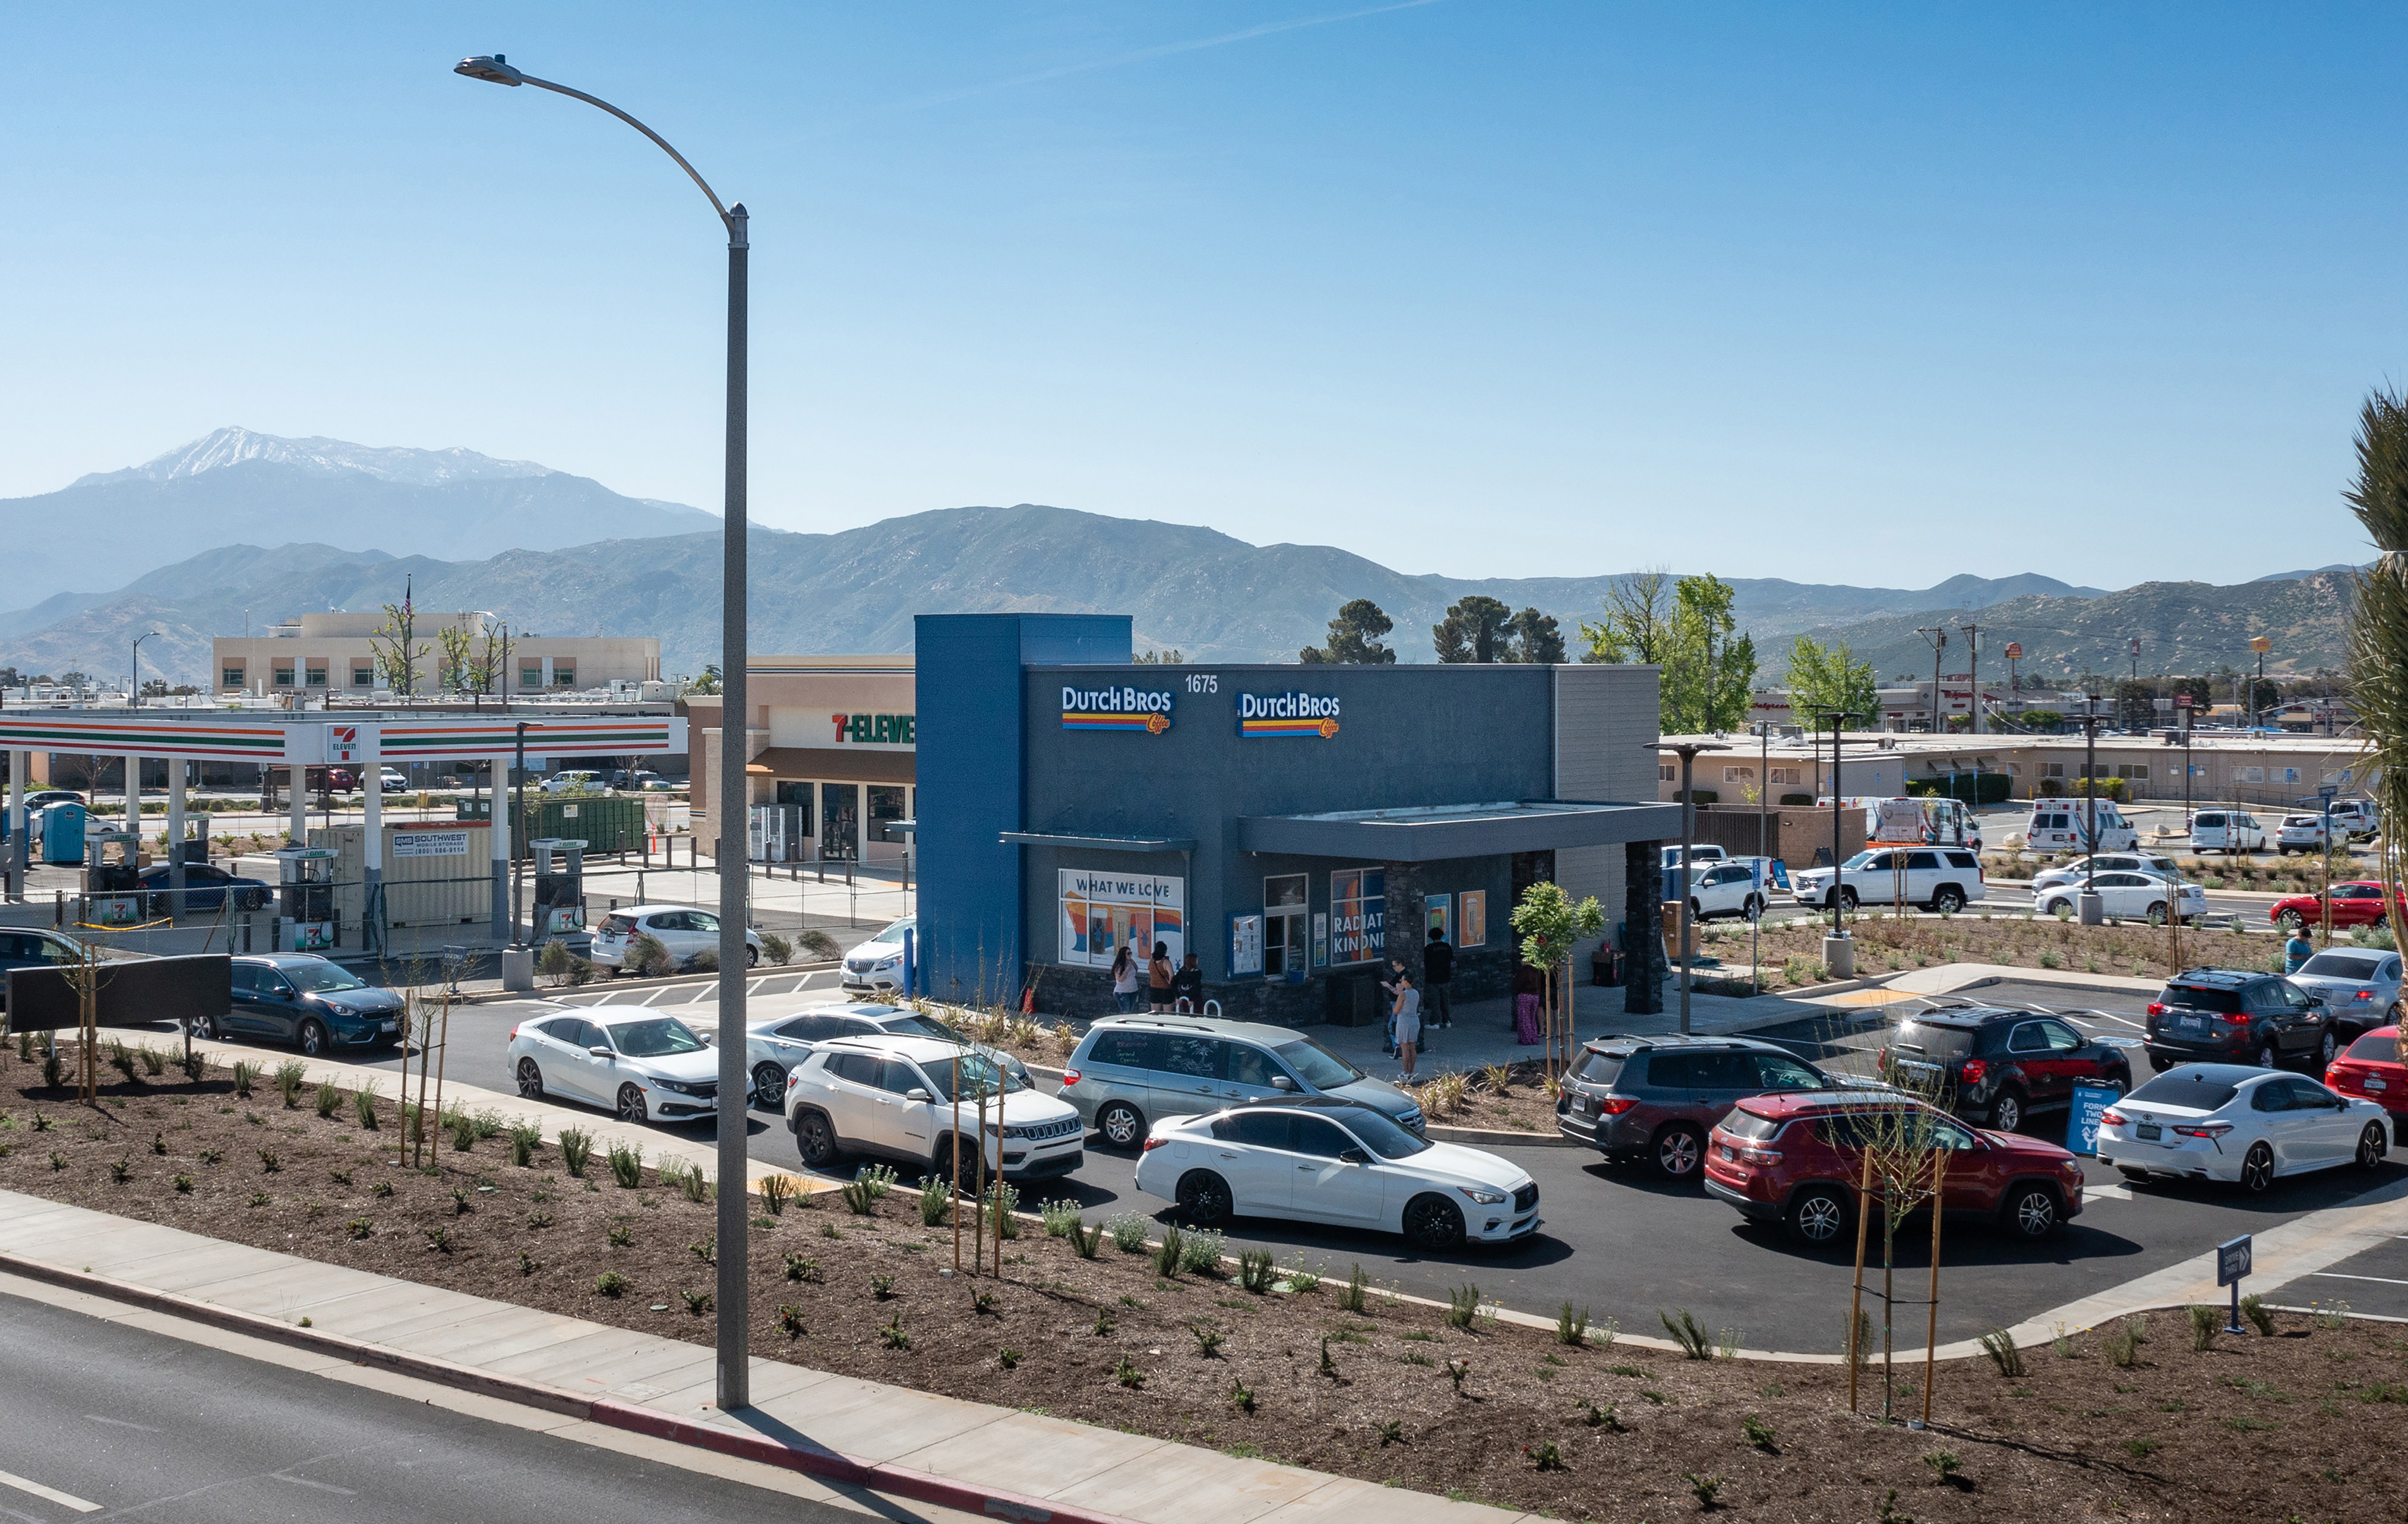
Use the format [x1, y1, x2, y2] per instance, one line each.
[454, 54, 525, 86]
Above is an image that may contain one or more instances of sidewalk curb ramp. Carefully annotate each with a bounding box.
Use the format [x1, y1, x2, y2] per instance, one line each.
[0, 1249, 1142, 1524]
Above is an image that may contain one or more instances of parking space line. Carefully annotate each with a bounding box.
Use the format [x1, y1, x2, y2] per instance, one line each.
[0, 1468, 99, 1513]
[636, 988, 668, 1007]
[2311, 1271, 2408, 1286]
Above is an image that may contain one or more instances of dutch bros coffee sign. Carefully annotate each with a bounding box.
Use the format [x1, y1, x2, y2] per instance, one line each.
[1061, 684, 1175, 735]
[1237, 691, 1341, 739]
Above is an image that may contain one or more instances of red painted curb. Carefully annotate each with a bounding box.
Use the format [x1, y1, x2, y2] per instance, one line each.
[591, 1398, 1148, 1524]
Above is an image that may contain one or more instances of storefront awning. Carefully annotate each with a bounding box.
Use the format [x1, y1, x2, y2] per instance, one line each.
[744, 746, 915, 785]
[1236, 799, 1679, 861]
[1000, 830, 1197, 854]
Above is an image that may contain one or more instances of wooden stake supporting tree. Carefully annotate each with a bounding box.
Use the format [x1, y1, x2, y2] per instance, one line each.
[1510, 882, 1603, 1079]
[1845, 1076, 1954, 1425]
[55, 938, 111, 1103]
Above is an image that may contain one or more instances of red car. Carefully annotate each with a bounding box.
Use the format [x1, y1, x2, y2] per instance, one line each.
[2327, 1024, 2408, 1144]
[1704, 1092, 2088, 1247]
[2270, 881, 2405, 931]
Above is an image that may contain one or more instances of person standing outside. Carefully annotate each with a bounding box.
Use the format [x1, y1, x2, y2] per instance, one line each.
[1170, 951, 1204, 1012]
[1423, 925, 1455, 1030]
[1391, 972, 1423, 1081]
[2285, 925, 2315, 974]
[1109, 944, 1141, 1013]
[1147, 940, 1175, 1013]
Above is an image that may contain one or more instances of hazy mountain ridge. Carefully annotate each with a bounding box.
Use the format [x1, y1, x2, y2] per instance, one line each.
[1778, 573, 2356, 687]
[0, 500, 2267, 688]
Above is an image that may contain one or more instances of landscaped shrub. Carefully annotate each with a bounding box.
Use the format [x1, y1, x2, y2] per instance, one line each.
[607, 1140, 643, 1188]
[1106, 1211, 1150, 1253]
[559, 1127, 593, 1176]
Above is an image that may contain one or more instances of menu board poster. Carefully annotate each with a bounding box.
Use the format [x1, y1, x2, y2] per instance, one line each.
[1458, 890, 1487, 950]
[1229, 913, 1265, 977]
[1059, 871, 1184, 968]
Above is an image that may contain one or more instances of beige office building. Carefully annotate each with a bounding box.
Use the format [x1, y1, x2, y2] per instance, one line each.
[212, 612, 659, 698]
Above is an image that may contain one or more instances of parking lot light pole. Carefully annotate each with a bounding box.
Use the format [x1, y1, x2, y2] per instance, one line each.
[2078, 696, 2104, 926]
[1810, 710, 1865, 975]
[1654, 742, 1729, 1034]
[130, 630, 161, 710]
[454, 51, 751, 1413]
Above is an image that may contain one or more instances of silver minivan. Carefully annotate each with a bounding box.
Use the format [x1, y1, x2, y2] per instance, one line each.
[1061, 1015, 1425, 1149]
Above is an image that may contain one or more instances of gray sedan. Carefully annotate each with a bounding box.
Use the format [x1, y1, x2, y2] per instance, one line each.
[2288, 948, 2404, 1041]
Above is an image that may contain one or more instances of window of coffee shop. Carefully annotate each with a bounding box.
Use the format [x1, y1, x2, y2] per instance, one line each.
[1263, 873, 1308, 976]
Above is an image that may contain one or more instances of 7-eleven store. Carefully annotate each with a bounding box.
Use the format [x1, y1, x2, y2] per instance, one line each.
[0, 713, 684, 937]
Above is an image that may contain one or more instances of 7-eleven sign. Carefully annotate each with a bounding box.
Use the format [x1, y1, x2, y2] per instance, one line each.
[331, 725, 359, 763]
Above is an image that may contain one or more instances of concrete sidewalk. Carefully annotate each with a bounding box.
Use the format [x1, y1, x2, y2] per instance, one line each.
[0, 1188, 1533, 1524]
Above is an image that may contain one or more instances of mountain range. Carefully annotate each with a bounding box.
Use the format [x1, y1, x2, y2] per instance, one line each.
[0, 430, 2354, 687]
[1, 427, 718, 621]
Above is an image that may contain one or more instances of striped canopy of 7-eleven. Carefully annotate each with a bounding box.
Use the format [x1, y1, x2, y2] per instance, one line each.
[0, 715, 289, 762]
[0, 713, 683, 763]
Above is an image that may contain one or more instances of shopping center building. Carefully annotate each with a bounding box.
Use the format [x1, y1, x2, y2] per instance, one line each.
[914, 613, 1679, 1025]
[688, 655, 916, 867]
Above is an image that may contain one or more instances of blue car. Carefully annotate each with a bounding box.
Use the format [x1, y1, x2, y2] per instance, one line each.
[138, 862, 272, 916]
[200, 955, 404, 1055]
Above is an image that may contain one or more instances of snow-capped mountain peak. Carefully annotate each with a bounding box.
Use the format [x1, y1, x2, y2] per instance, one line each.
[73, 426, 557, 488]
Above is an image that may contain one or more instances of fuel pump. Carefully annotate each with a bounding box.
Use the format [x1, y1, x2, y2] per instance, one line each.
[274, 845, 338, 951]
[84, 831, 143, 926]
[530, 838, 588, 936]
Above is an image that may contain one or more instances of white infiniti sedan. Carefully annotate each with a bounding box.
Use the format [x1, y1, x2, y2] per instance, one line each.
[509, 1008, 722, 1123]
[1134, 1097, 1538, 1250]
[2096, 1063, 2390, 1192]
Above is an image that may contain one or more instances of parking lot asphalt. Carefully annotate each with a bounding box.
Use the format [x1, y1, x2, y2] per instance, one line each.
[185, 972, 2405, 1357]
[2263, 1233, 2408, 1321]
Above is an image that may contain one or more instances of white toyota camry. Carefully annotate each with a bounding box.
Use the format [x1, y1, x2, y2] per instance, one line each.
[2096, 1063, 2390, 1191]
[1133, 1097, 1538, 1250]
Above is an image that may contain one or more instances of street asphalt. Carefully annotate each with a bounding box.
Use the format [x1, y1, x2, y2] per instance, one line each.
[0, 1289, 900, 1524]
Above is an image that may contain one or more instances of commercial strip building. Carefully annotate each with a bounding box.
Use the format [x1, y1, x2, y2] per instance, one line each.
[212, 611, 662, 699]
[913, 613, 1678, 1024]
[1665, 728, 2378, 813]
[688, 655, 916, 868]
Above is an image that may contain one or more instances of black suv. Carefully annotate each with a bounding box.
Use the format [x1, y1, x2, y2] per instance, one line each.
[1556, 1034, 1869, 1179]
[2145, 968, 2335, 1073]
[1882, 1008, 2134, 1134]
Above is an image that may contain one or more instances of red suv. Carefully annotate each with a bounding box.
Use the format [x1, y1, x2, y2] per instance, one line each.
[1704, 1092, 2087, 1247]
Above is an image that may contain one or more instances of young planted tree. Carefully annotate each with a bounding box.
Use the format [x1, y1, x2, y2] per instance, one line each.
[2344, 387, 2408, 1068]
[1299, 599, 1399, 664]
[1509, 882, 1603, 1077]
[437, 623, 477, 699]
[1843, 1082, 1955, 1426]
[368, 576, 431, 699]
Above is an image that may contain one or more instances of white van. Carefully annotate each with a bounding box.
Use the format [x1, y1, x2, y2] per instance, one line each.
[2026, 801, 2136, 854]
[2328, 799, 2380, 840]
[2189, 809, 2267, 855]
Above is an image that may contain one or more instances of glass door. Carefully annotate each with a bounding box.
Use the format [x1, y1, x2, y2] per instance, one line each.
[1264, 874, 1308, 977]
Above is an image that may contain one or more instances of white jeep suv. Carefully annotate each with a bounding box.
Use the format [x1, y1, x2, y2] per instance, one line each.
[784, 1034, 1083, 1183]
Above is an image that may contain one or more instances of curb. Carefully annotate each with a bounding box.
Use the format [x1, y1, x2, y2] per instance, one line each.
[0, 1248, 1146, 1524]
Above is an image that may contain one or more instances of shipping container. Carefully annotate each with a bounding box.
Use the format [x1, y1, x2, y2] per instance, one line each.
[312, 821, 492, 931]
[455, 795, 646, 856]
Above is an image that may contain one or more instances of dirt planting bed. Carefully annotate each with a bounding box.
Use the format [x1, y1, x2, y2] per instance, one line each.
[1699, 909, 2304, 990]
[0, 1042, 2396, 1520]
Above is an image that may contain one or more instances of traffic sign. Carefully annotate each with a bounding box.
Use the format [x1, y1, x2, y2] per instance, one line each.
[2217, 1234, 2252, 1287]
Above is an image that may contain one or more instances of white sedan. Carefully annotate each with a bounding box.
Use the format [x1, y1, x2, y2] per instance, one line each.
[2030, 853, 2181, 894]
[509, 1008, 722, 1123]
[1133, 1098, 1538, 1250]
[2096, 1064, 2390, 1192]
[2275, 815, 2337, 854]
[2034, 870, 2206, 924]
[592, 904, 765, 972]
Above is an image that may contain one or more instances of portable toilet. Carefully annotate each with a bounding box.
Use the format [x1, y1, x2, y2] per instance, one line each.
[84, 830, 144, 926]
[42, 802, 86, 866]
[529, 838, 588, 936]
[274, 845, 339, 951]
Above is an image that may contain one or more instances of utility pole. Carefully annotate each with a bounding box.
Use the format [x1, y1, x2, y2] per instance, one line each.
[1916, 627, 1948, 734]
[1959, 621, 1982, 735]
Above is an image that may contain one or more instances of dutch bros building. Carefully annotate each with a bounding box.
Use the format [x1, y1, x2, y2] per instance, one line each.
[913, 614, 1679, 1025]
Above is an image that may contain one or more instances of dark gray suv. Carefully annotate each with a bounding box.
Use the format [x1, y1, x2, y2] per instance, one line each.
[1556, 1035, 1870, 1180]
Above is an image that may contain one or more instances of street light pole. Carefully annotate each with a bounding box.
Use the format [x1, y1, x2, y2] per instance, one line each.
[131, 630, 161, 709]
[454, 52, 752, 1413]
[2078, 696, 2104, 925]
[1654, 741, 1729, 1034]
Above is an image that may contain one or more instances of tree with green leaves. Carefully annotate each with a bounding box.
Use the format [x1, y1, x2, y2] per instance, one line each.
[1299, 599, 1397, 664]
[1134, 648, 1188, 665]
[368, 576, 430, 699]
[690, 663, 722, 696]
[1661, 576, 1757, 733]
[1578, 569, 1672, 665]
[1507, 607, 1566, 663]
[1509, 881, 1604, 1077]
[1433, 596, 1514, 663]
[1785, 634, 1880, 725]
[2345, 389, 2408, 1070]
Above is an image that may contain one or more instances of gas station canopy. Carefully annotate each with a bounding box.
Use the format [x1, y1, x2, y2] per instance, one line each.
[0, 711, 687, 765]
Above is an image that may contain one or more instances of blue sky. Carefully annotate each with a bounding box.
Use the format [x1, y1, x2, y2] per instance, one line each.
[3, 3, 2399, 587]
